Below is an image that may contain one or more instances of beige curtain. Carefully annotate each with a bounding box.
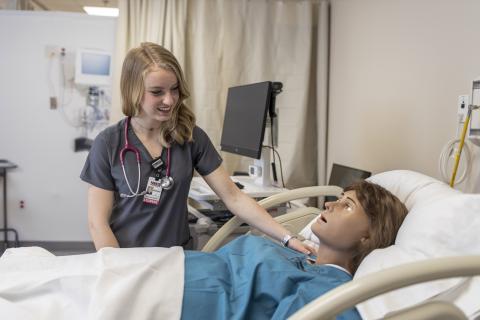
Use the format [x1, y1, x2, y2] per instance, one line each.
[112, 0, 330, 188]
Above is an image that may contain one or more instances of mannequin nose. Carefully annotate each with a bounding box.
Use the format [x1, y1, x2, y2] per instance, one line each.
[324, 201, 334, 211]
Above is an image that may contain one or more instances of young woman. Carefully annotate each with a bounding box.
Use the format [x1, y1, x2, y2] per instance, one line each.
[181, 180, 408, 319]
[80, 42, 309, 254]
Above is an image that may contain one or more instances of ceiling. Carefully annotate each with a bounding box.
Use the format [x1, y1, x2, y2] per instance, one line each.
[8, 0, 118, 13]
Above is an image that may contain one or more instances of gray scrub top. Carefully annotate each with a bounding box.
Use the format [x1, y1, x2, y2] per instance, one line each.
[80, 118, 222, 248]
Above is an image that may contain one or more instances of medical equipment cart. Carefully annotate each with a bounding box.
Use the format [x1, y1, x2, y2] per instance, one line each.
[0, 159, 19, 249]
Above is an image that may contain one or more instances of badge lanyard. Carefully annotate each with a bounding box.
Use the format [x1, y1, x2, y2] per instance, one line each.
[119, 117, 174, 201]
[143, 148, 174, 205]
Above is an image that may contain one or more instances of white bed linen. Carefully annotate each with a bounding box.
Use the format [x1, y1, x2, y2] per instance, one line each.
[0, 246, 184, 320]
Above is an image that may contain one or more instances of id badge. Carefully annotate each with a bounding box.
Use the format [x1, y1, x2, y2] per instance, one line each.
[143, 176, 163, 205]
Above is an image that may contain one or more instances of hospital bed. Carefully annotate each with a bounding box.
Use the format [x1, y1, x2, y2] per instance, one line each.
[0, 170, 478, 320]
[202, 170, 480, 320]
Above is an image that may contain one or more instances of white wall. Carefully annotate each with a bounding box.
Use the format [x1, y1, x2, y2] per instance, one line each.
[0, 11, 116, 241]
[329, 0, 480, 192]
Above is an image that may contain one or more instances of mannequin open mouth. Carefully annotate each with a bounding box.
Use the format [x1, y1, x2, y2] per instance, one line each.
[318, 214, 327, 223]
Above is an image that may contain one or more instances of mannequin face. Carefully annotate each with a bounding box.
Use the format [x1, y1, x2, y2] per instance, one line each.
[311, 190, 370, 252]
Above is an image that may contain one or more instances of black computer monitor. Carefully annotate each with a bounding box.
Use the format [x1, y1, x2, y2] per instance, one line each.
[220, 81, 273, 159]
[325, 163, 372, 203]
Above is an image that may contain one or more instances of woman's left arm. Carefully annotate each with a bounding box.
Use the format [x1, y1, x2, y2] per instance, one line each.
[203, 165, 311, 254]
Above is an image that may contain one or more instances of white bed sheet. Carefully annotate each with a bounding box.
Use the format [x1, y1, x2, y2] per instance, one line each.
[0, 246, 185, 320]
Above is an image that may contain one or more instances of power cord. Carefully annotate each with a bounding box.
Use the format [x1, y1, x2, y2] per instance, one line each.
[263, 145, 286, 189]
[269, 117, 278, 183]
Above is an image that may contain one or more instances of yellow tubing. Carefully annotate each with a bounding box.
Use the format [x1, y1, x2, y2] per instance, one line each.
[449, 113, 471, 187]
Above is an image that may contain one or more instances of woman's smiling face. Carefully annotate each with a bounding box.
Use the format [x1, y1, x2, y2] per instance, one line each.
[139, 67, 180, 123]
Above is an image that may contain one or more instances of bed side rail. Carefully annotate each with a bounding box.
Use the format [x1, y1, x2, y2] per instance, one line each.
[201, 186, 342, 252]
[289, 255, 480, 320]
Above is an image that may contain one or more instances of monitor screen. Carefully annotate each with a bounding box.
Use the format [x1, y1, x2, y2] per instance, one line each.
[325, 163, 372, 203]
[220, 81, 272, 159]
[75, 49, 112, 86]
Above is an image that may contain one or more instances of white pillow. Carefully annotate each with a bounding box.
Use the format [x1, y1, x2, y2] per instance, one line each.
[366, 169, 460, 210]
[395, 194, 480, 255]
[354, 170, 480, 319]
[298, 216, 320, 250]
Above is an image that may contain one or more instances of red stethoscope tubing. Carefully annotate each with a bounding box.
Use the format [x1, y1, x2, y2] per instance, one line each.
[166, 146, 171, 176]
[119, 117, 171, 198]
[120, 117, 141, 165]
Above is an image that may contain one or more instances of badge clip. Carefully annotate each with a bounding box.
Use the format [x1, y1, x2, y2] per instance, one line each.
[151, 157, 164, 170]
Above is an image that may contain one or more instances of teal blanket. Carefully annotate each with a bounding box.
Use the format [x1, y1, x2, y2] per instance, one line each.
[181, 235, 361, 320]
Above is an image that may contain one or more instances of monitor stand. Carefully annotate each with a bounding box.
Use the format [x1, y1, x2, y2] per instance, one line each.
[251, 148, 272, 187]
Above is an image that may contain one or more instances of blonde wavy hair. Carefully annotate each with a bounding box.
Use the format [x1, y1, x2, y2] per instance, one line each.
[120, 42, 195, 146]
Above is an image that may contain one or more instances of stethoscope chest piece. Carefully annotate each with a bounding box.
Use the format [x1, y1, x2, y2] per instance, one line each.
[161, 176, 174, 190]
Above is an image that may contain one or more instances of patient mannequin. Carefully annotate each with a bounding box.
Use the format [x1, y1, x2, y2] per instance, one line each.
[181, 180, 408, 320]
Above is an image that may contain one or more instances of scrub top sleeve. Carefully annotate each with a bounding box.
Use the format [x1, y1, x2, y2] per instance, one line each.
[191, 126, 223, 176]
[80, 133, 115, 191]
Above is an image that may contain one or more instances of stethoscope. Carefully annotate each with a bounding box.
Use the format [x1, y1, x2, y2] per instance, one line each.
[119, 117, 174, 198]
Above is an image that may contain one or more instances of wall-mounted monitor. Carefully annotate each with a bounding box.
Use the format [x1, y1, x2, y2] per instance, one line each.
[75, 48, 112, 86]
[220, 81, 273, 159]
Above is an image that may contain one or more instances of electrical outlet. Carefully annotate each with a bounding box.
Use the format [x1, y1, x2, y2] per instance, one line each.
[50, 96, 58, 109]
[458, 94, 469, 121]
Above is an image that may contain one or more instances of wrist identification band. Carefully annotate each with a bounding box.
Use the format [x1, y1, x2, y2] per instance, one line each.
[281, 234, 298, 247]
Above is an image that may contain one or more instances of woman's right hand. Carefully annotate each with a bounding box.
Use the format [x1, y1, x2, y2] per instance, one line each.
[87, 185, 119, 250]
[287, 237, 315, 255]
